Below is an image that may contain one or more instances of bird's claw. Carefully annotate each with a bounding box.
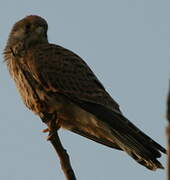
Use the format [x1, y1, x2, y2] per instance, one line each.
[42, 128, 49, 133]
[47, 131, 58, 141]
[42, 113, 61, 141]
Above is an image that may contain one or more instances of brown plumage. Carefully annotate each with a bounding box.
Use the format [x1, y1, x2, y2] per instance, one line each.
[4, 15, 166, 170]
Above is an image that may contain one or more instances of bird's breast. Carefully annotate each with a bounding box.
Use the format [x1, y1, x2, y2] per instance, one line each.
[7, 58, 45, 114]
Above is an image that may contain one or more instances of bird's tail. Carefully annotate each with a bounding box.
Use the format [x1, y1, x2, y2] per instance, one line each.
[77, 101, 166, 170]
[109, 113, 165, 170]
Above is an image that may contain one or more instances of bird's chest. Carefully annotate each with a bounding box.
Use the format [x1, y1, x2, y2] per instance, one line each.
[7, 57, 66, 117]
[7, 59, 44, 114]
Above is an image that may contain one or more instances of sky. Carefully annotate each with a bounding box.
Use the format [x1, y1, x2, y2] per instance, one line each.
[0, 0, 169, 180]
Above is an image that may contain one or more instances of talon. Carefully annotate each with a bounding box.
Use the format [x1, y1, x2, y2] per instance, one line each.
[42, 128, 49, 133]
[47, 131, 57, 141]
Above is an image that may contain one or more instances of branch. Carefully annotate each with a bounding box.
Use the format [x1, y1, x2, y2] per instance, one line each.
[47, 120, 77, 180]
[167, 85, 170, 180]
[167, 83, 170, 122]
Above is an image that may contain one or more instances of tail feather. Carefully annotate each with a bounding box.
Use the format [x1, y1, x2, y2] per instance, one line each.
[75, 101, 166, 170]
[110, 125, 164, 170]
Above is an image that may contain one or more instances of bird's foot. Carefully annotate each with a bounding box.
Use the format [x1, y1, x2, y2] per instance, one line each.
[47, 119, 60, 141]
[42, 112, 61, 140]
[42, 127, 49, 133]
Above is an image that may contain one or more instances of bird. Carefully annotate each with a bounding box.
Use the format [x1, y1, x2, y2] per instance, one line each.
[4, 15, 166, 170]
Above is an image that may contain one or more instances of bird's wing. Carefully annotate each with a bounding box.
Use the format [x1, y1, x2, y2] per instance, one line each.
[25, 43, 120, 113]
[70, 128, 122, 150]
[23, 43, 166, 170]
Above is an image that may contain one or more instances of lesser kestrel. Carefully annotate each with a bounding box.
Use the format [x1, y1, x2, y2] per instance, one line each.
[4, 15, 166, 170]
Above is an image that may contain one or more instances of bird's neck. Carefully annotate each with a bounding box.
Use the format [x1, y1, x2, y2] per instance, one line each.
[4, 40, 48, 61]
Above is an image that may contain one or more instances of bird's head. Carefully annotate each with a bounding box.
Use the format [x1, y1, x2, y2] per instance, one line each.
[5, 15, 48, 54]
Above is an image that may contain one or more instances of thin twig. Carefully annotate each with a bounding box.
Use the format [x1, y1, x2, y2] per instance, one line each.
[47, 120, 77, 180]
[167, 85, 170, 180]
[167, 124, 170, 180]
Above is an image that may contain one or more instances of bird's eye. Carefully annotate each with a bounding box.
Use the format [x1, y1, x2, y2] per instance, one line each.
[25, 24, 31, 30]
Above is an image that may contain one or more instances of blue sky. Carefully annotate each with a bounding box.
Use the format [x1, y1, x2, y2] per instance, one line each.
[0, 1, 169, 179]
